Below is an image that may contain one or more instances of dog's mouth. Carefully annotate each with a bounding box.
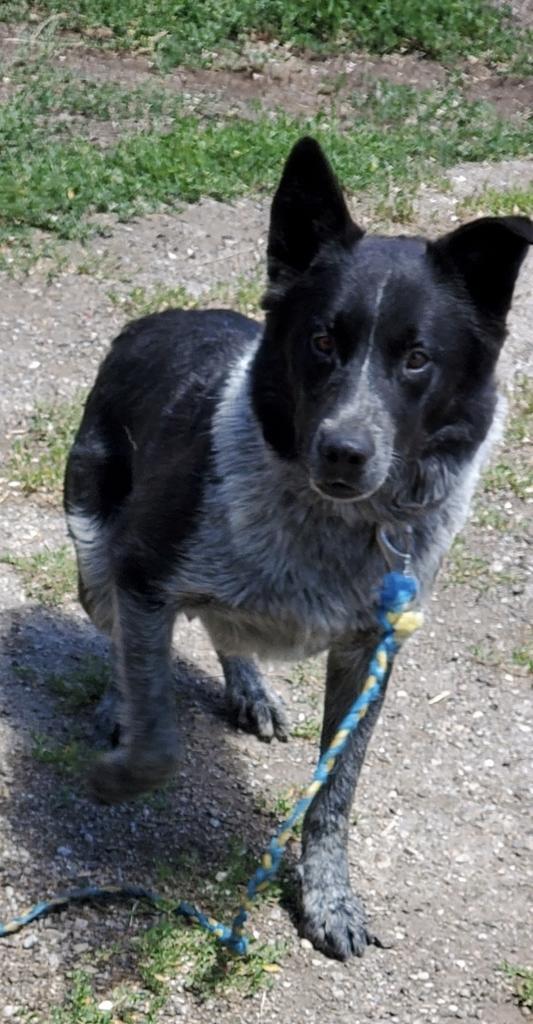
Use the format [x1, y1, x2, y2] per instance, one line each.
[309, 478, 378, 503]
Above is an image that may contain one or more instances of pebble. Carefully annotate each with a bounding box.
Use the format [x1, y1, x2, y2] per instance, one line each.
[300, 938, 313, 950]
[97, 1001, 114, 1013]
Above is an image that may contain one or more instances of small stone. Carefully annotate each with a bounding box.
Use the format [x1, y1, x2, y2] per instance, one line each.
[300, 938, 313, 950]
[97, 1000, 114, 1012]
[56, 845, 72, 857]
[22, 934, 38, 949]
[3, 1008, 16, 1019]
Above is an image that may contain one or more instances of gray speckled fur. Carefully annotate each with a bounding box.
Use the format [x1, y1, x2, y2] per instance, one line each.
[175, 343, 504, 653]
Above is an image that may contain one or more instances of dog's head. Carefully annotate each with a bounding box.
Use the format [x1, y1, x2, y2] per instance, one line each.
[251, 137, 532, 511]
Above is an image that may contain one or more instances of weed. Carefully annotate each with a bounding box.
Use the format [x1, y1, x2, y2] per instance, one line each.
[470, 642, 502, 667]
[8, 398, 83, 500]
[471, 506, 508, 531]
[109, 275, 266, 321]
[2, 547, 76, 606]
[108, 284, 196, 318]
[512, 647, 533, 675]
[459, 182, 533, 218]
[135, 844, 285, 1001]
[483, 461, 532, 500]
[48, 971, 146, 1024]
[31, 732, 88, 775]
[46, 656, 109, 710]
[292, 717, 321, 741]
[501, 962, 533, 1010]
[4, 0, 530, 67]
[137, 919, 283, 1000]
[506, 374, 533, 445]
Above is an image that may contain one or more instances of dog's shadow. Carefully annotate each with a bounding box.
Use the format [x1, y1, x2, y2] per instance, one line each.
[0, 604, 299, 989]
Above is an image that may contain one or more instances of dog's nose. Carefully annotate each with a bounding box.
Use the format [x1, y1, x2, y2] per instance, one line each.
[317, 428, 375, 471]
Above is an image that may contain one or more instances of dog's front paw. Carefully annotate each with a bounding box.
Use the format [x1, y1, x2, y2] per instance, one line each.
[89, 736, 180, 804]
[301, 887, 372, 960]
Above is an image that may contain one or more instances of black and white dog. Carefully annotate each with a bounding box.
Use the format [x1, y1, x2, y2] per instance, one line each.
[64, 138, 531, 960]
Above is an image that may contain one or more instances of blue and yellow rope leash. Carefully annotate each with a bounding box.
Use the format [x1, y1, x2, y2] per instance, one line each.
[0, 559, 423, 952]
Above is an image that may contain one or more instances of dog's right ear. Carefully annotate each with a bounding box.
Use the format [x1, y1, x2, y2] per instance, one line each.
[264, 137, 362, 306]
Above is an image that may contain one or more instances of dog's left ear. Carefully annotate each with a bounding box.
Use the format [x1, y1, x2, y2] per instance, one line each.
[431, 216, 532, 321]
[264, 137, 363, 305]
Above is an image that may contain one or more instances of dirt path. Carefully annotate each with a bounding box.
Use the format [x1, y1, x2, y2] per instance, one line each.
[0, 35, 532, 1024]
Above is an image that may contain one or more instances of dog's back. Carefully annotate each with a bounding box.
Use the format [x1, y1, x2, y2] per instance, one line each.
[65, 308, 259, 616]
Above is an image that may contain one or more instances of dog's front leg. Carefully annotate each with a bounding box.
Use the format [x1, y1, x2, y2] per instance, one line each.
[90, 587, 180, 804]
[300, 637, 390, 960]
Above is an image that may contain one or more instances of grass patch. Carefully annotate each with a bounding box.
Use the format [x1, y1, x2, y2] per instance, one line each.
[46, 656, 109, 710]
[502, 962, 533, 1010]
[3, 0, 530, 67]
[483, 461, 532, 500]
[512, 647, 533, 675]
[1, 546, 76, 606]
[292, 716, 321, 741]
[31, 732, 88, 774]
[7, 397, 83, 500]
[483, 378, 533, 500]
[136, 846, 286, 1003]
[446, 538, 518, 589]
[0, 75, 531, 239]
[109, 275, 265, 320]
[471, 506, 509, 531]
[506, 374, 533, 445]
[137, 918, 283, 1001]
[459, 182, 533, 218]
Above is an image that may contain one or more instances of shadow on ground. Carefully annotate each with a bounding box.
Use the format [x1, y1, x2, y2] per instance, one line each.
[0, 605, 288, 987]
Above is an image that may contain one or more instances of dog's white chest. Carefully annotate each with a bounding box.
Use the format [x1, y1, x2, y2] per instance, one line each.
[178, 485, 383, 658]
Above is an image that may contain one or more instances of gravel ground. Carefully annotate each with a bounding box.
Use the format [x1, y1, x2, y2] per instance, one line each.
[0, 42, 532, 1024]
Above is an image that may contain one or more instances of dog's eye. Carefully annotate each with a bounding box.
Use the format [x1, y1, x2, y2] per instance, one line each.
[404, 348, 430, 372]
[312, 334, 336, 357]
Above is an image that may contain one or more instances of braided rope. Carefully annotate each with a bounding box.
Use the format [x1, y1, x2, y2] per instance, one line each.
[0, 570, 423, 953]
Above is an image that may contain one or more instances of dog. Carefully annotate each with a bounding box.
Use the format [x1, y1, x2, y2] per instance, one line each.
[64, 137, 532, 960]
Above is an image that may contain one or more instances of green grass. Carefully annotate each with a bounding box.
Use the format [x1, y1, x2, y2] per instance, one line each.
[292, 717, 321, 741]
[502, 962, 533, 1010]
[483, 461, 532, 500]
[49, 972, 117, 1024]
[109, 275, 265, 320]
[7, 397, 83, 499]
[31, 732, 88, 774]
[1, 546, 77, 606]
[506, 374, 533, 445]
[482, 376, 533, 500]
[132, 846, 286, 1005]
[512, 647, 533, 674]
[445, 538, 518, 589]
[3, 0, 530, 67]
[46, 656, 109, 710]
[459, 181, 533, 217]
[0, 73, 531, 239]
[137, 918, 284, 1001]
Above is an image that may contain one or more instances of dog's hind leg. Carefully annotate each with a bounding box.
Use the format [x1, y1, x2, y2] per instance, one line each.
[299, 636, 390, 960]
[89, 587, 181, 803]
[217, 654, 289, 742]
